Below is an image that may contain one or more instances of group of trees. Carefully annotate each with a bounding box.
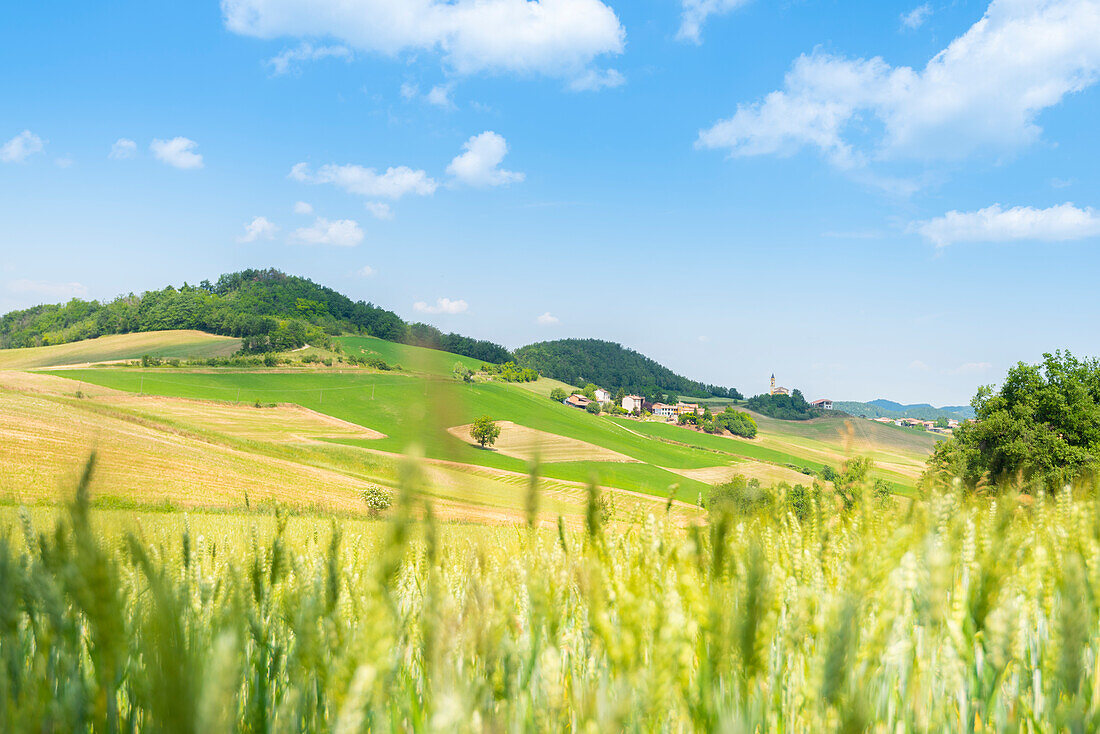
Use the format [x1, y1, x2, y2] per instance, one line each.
[0, 269, 510, 363]
[746, 390, 819, 421]
[480, 361, 539, 383]
[514, 339, 738, 399]
[925, 351, 1100, 492]
[677, 406, 757, 437]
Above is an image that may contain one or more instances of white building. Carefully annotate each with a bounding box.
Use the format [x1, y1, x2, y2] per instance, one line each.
[811, 399, 833, 410]
[652, 403, 676, 418]
[594, 388, 611, 403]
[621, 394, 644, 412]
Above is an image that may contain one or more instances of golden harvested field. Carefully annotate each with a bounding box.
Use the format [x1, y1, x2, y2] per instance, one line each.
[103, 395, 386, 442]
[0, 389, 373, 509]
[0, 371, 694, 525]
[0, 330, 240, 369]
[448, 420, 639, 463]
[666, 460, 820, 487]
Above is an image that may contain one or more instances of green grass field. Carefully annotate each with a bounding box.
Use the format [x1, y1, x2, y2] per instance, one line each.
[336, 335, 485, 375]
[0, 330, 240, 368]
[50, 361, 934, 497]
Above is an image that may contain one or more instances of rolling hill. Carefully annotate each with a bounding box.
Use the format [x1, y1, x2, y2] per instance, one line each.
[514, 338, 740, 398]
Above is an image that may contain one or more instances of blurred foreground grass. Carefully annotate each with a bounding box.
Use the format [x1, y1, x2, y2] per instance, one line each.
[3, 458, 1100, 732]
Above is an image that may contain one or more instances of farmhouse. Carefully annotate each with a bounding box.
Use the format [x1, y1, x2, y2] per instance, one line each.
[594, 388, 611, 403]
[651, 403, 676, 418]
[565, 394, 593, 409]
[811, 398, 833, 410]
[621, 394, 644, 412]
[769, 374, 790, 396]
[675, 402, 702, 416]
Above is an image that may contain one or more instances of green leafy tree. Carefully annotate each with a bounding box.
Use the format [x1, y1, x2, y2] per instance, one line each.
[585, 401, 602, 415]
[549, 387, 567, 402]
[470, 416, 501, 448]
[453, 363, 473, 382]
[926, 351, 1100, 491]
[582, 383, 598, 400]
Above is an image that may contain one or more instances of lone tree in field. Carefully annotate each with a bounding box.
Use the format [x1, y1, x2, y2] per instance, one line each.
[470, 415, 501, 448]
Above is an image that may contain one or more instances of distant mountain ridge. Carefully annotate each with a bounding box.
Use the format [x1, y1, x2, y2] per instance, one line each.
[834, 399, 975, 421]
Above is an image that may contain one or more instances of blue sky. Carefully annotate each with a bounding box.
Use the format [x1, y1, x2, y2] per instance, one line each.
[2, 0, 1099, 405]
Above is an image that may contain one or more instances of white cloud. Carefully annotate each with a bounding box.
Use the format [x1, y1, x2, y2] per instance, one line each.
[567, 67, 624, 92]
[238, 216, 279, 243]
[678, 0, 752, 43]
[909, 359, 931, 371]
[290, 162, 437, 199]
[447, 131, 524, 187]
[917, 202, 1100, 247]
[358, 265, 375, 277]
[290, 217, 364, 246]
[400, 82, 419, 100]
[426, 83, 455, 108]
[109, 138, 137, 159]
[1, 130, 45, 163]
[222, 0, 625, 88]
[698, 0, 1100, 167]
[414, 297, 468, 314]
[150, 137, 204, 169]
[536, 311, 560, 325]
[54, 157, 74, 169]
[901, 3, 932, 30]
[267, 42, 351, 75]
[364, 201, 394, 220]
[7, 278, 87, 300]
[293, 200, 314, 215]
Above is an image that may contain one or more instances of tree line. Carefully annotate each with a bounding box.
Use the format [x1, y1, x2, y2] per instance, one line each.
[0, 268, 511, 363]
[745, 390, 820, 421]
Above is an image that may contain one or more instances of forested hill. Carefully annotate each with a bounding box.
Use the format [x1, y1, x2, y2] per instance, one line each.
[514, 339, 740, 398]
[0, 268, 511, 362]
[833, 399, 976, 421]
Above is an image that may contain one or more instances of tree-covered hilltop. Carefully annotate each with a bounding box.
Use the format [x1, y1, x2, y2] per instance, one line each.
[513, 338, 740, 398]
[0, 268, 511, 362]
[925, 351, 1100, 492]
[746, 390, 820, 421]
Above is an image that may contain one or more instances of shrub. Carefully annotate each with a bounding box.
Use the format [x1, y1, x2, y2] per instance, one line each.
[360, 485, 392, 517]
[585, 401, 601, 415]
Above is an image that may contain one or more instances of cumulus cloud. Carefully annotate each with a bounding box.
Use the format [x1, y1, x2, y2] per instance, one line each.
[678, 0, 753, 43]
[536, 312, 560, 325]
[293, 200, 313, 215]
[698, 0, 1100, 168]
[447, 131, 524, 187]
[414, 297, 468, 314]
[400, 82, 419, 100]
[222, 0, 625, 87]
[7, 278, 87, 300]
[150, 137, 204, 169]
[267, 42, 351, 75]
[425, 83, 455, 108]
[917, 203, 1100, 247]
[1, 130, 45, 163]
[358, 265, 375, 277]
[290, 217, 364, 246]
[109, 138, 137, 159]
[290, 162, 437, 199]
[238, 216, 279, 243]
[364, 201, 394, 220]
[901, 3, 932, 30]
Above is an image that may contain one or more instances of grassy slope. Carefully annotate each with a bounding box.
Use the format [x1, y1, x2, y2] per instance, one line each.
[0, 330, 240, 369]
[1, 373, 689, 523]
[51, 365, 936, 496]
[336, 335, 484, 375]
